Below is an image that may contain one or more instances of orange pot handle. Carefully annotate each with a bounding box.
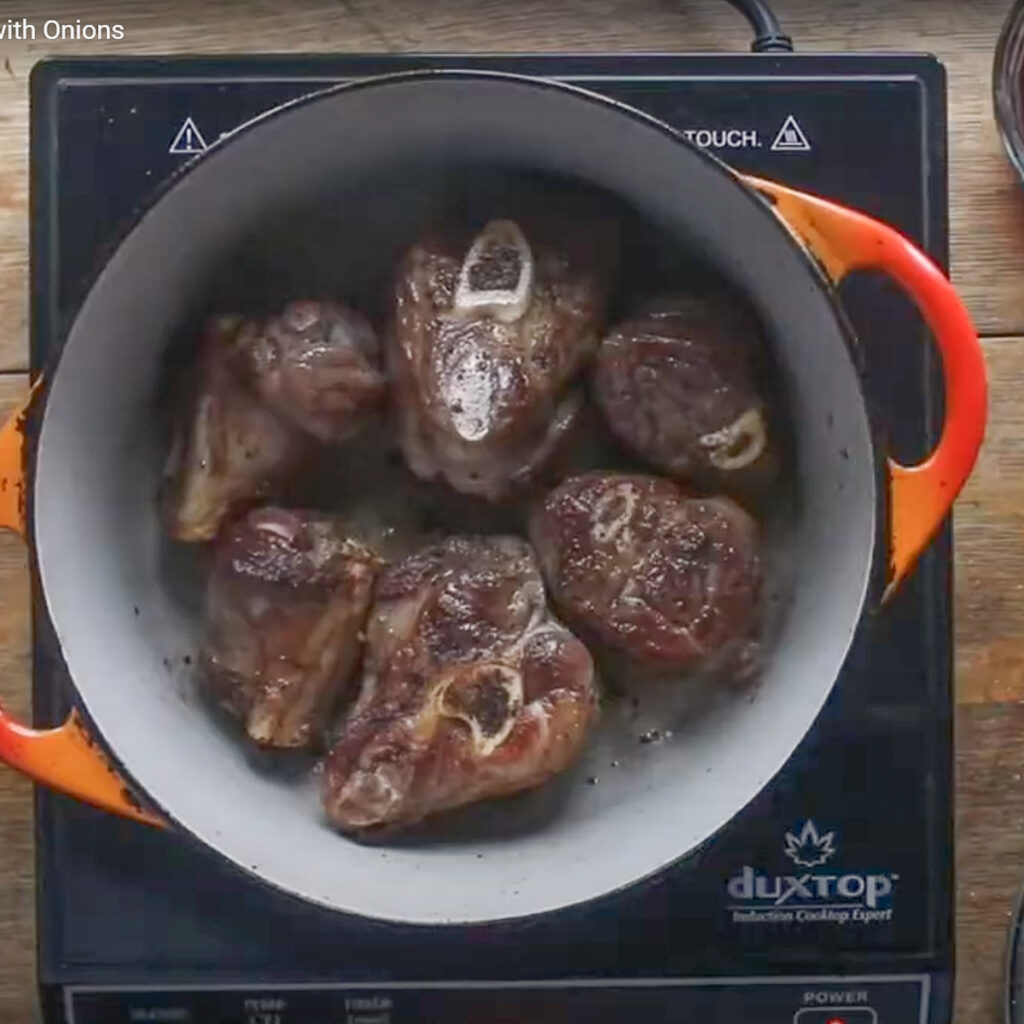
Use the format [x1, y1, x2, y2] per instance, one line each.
[743, 175, 987, 602]
[0, 379, 163, 826]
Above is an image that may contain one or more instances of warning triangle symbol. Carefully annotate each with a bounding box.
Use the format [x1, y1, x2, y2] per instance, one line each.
[169, 116, 208, 156]
[770, 115, 811, 153]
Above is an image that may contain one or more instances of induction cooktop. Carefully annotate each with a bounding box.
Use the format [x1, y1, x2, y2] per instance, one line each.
[29, 51, 950, 1024]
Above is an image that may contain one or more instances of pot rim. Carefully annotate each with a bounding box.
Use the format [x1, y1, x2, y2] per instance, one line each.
[30, 68, 881, 926]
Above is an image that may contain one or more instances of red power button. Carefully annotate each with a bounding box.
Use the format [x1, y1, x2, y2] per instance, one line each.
[793, 1010, 878, 1024]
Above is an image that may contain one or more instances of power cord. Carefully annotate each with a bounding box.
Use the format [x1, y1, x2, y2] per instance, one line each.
[722, 0, 794, 53]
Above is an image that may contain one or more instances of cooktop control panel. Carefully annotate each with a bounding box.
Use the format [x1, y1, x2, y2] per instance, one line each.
[63, 976, 928, 1024]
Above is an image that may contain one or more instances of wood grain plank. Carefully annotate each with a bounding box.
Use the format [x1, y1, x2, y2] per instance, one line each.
[956, 336, 1024, 706]
[0, 373, 34, 1024]
[0, 0, 1013, 375]
[956, 702, 1024, 1024]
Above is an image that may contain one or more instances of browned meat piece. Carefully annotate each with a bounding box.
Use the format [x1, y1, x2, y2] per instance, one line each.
[389, 210, 616, 500]
[592, 295, 778, 490]
[233, 299, 386, 443]
[201, 507, 381, 750]
[162, 316, 312, 542]
[322, 535, 597, 834]
[530, 473, 761, 672]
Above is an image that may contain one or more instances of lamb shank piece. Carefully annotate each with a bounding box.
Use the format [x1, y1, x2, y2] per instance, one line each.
[530, 473, 761, 673]
[592, 294, 778, 490]
[322, 535, 597, 834]
[389, 209, 616, 500]
[163, 300, 384, 542]
[162, 316, 312, 543]
[200, 507, 381, 750]
[232, 299, 386, 443]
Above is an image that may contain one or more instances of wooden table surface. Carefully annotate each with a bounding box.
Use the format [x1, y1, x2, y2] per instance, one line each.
[0, 0, 1017, 1019]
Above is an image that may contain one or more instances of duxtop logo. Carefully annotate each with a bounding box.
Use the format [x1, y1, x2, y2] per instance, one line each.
[725, 820, 897, 926]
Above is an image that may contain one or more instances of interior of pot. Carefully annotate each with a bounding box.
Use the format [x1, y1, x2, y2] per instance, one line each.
[34, 74, 876, 925]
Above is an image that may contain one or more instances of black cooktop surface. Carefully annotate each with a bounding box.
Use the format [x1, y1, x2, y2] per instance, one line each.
[30, 52, 951, 1024]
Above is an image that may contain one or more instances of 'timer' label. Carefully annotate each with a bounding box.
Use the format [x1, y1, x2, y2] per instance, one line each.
[725, 820, 898, 926]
